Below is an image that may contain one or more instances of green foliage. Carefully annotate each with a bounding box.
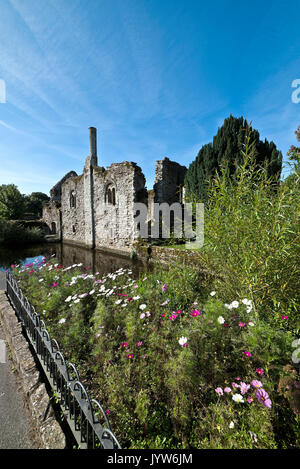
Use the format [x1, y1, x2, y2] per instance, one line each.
[24, 192, 49, 219]
[194, 128, 300, 332]
[0, 220, 44, 246]
[0, 184, 49, 221]
[0, 184, 26, 220]
[184, 115, 282, 201]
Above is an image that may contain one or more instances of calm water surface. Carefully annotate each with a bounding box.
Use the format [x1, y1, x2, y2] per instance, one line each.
[0, 242, 147, 278]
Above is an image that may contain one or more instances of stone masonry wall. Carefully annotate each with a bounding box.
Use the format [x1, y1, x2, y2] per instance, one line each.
[93, 162, 146, 252]
[61, 174, 86, 246]
[153, 157, 187, 204]
[43, 200, 61, 235]
[43, 129, 188, 254]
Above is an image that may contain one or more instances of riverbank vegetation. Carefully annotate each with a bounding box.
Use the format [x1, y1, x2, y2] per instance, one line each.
[11, 128, 300, 449]
[0, 220, 44, 246]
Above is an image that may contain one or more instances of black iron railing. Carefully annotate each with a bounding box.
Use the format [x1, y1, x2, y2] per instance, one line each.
[6, 271, 121, 449]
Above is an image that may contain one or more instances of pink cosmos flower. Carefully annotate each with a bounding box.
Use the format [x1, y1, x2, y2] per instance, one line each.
[127, 354, 134, 359]
[121, 342, 128, 348]
[251, 380, 263, 389]
[247, 396, 254, 403]
[169, 313, 177, 321]
[281, 315, 288, 320]
[215, 387, 223, 396]
[240, 382, 251, 395]
[51, 282, 58, 287]
[160, 300, 170, 306]
[224, 387, 232, 393]
[243, 350, 252, 357]
[232, 382, 240, 389]
[162, 284, 168, 293]
[190, 309, 201, 317]
[105, 409, 110, 416]
[256, 368, 264, 376]
[137, 341, 143, 347]
[238, 322, 246, 327]
[255, 388, 272, 408]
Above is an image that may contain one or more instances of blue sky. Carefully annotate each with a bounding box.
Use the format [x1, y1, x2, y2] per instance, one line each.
[0, 0, 299, 195]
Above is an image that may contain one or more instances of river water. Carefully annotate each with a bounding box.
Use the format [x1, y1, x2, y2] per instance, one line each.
[0, 242, 147, 278]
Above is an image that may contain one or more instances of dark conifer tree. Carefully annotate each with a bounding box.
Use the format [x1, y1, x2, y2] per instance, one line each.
[184, 115, 282, 200]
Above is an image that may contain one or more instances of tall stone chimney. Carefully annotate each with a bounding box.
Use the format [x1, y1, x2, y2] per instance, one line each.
[89, 127, 98, 166]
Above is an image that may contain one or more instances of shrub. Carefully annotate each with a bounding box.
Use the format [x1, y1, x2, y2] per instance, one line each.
[189, 130, 300, 332]
[0, 220, 44, 245]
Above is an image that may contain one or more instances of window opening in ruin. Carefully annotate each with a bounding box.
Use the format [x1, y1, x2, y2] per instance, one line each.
[70, 190, 76, 208]
[106, 184, 116, 206]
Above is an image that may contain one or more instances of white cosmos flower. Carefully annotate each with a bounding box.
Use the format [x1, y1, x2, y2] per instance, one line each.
[139, 304, 147, 310]
[217, 316, 225, 324]
[210, 291, 216, 296]
[39, 278, 44, 282]
[232, 394, 244, 403]
[65, 296, 72, 302]
[74, 298, 80, 304]
[231, 301, 239, 308]
[58, 318, 66, 324]
[133, 296, 140, 300]
[179, 336, 188, 346]
[89, 289, 95, 295]
[115, 299, 122, 305]
[248, 321, 255, 326]
[229, 421, 235, 429]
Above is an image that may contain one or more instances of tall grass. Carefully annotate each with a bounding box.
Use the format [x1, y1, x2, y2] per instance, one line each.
[195, 130, 300, 331]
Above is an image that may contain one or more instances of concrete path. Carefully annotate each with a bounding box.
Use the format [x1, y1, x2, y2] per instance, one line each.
[0, 272, 37, 449]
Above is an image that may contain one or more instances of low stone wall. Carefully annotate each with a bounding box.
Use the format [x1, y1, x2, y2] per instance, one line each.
[135, 243, 200, 266]
[0, 291, 66, 449]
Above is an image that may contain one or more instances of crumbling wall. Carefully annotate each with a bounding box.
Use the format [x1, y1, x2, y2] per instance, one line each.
[42, 200, 61, 235]
[60, 174, 85, 245]
[50, 171, 77, 202]
[153, 157, 187, 204]
[93, 162, 146, 252]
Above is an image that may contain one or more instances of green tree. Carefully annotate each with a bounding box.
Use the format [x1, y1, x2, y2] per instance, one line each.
[0, 184, 26, 220]
[25, 192, 49, 219]
[184, 115, 282, 201]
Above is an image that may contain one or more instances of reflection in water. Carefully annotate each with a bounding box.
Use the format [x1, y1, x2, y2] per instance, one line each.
[0, 242, 148, 278]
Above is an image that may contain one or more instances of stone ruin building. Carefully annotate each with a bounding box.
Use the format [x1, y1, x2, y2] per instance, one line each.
[43, 127, 187, 255]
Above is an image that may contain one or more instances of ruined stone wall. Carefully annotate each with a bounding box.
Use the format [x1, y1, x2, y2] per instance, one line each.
[50, 171, 77, 202]
[42, 200, 61, 235]
[60, 174, 86, 245]
[93, 162, 146, 252]
[153, 157, 187, 204]
[43, 127, 188, 254]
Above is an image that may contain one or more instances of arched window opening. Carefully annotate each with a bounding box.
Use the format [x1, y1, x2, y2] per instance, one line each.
[70, 190, 76, 208]
[106, 184, 116, 206]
